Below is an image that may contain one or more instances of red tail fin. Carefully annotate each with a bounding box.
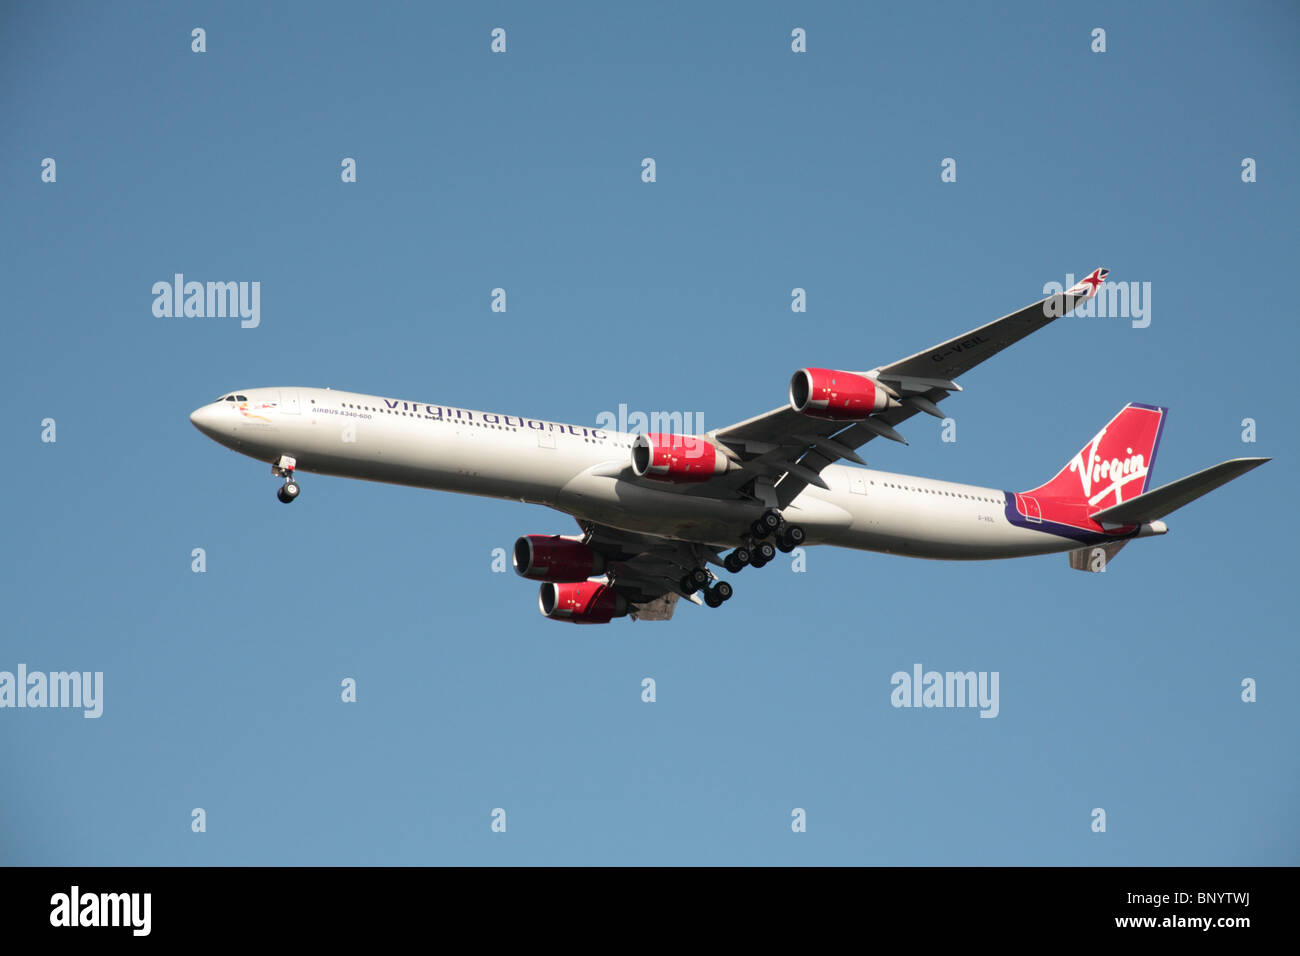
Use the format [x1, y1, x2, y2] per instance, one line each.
[1022, 404, 1167, 511]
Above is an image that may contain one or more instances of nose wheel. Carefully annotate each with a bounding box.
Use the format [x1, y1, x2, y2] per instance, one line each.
[272, 455, 300, 504]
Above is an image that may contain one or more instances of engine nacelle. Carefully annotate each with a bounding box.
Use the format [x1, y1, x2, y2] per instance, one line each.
[513, 535, 606, 582]
[789, 368, 898, 420]
[631, 433, 729, 482]
[538, 582, 628, 624]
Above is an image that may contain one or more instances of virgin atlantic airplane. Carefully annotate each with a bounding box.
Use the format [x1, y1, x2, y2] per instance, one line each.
[190, 268, 1267, 623]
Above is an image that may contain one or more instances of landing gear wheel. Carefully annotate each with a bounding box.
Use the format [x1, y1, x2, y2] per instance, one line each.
[713, 581, 733, 602]
[690, 567, 710, 588]
[680, 573, 699, 596]
[277, 480, 300, 504]
[777, 525, 805, 552]
[704, 588, 724, 608]
[754, 541, 777, 564]
[758, 509, 782, 536]
[725, 547, 752, 573]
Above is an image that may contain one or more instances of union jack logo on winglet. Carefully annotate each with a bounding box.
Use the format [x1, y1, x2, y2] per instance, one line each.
[1066, 268, 1109, 299]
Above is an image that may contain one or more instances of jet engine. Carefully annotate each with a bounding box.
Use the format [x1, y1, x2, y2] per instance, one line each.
[631, 433, 730, 482]
[789, 368, 899, 420]
[538, 581, 629, 623]
[513, 535, 606, 582]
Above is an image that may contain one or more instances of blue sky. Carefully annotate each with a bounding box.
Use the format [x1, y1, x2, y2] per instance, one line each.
[2, 1, 1296, 865]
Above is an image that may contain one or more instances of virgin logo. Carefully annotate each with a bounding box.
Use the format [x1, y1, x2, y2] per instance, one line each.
[1068, 426, 1148, 507]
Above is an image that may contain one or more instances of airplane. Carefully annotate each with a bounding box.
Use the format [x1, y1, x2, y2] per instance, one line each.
[190, 268, 1268, 623]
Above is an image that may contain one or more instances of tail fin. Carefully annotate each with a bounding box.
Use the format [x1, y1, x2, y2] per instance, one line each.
[1021, 403, 1167, 510]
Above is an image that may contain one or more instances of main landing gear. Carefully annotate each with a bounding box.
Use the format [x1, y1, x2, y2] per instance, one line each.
[272, 455, 300, 504]
[685, 509, 808, 610]
[726, 509, 805, 572]
[679, 566, 733, 609]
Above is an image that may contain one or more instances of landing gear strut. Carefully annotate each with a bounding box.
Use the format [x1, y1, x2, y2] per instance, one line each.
[272, 455, 300, 504]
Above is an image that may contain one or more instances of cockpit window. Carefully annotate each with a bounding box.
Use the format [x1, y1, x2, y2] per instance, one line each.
[235, 394, 248, 401]
[224, 395, 237, 402]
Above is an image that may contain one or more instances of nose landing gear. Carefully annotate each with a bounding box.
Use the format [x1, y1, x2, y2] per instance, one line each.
[272, 455, 300, 504]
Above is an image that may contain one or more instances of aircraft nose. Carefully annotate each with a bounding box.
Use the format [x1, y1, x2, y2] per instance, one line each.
[190, 403, 221, 437]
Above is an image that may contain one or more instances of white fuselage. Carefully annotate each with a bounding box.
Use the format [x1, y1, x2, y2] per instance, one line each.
[190, 386, 1085, 560]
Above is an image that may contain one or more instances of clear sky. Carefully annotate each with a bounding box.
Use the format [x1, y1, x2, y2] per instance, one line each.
[2, 1, 1296, 865]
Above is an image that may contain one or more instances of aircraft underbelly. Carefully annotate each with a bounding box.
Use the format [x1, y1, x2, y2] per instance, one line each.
[218, 411, 1074, 559]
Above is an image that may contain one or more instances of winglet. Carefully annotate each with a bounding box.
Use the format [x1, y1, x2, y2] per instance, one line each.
[1065, 267, 1109, 300]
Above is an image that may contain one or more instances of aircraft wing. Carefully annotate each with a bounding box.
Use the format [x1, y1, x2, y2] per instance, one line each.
[710, 268, 1109, 507]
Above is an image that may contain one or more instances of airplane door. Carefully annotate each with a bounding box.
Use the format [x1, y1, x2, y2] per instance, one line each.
[537, 430, 555, 449]
[279, 390, 300, 414]
[849, 474, 868, 495]
[1016, 493, 1041, 523]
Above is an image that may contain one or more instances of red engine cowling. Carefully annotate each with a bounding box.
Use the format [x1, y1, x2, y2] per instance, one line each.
[538, 582, 628, 624]
[513, 535, 606, 582]
[631, 433, 728, 482]
[789, 368, 898, 420]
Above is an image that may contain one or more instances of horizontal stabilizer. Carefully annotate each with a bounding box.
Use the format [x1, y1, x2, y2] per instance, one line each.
[1089, 458, 1269, 525]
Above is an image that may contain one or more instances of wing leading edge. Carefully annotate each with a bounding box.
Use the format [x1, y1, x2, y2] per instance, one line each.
[711, 268, 1110, 507]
